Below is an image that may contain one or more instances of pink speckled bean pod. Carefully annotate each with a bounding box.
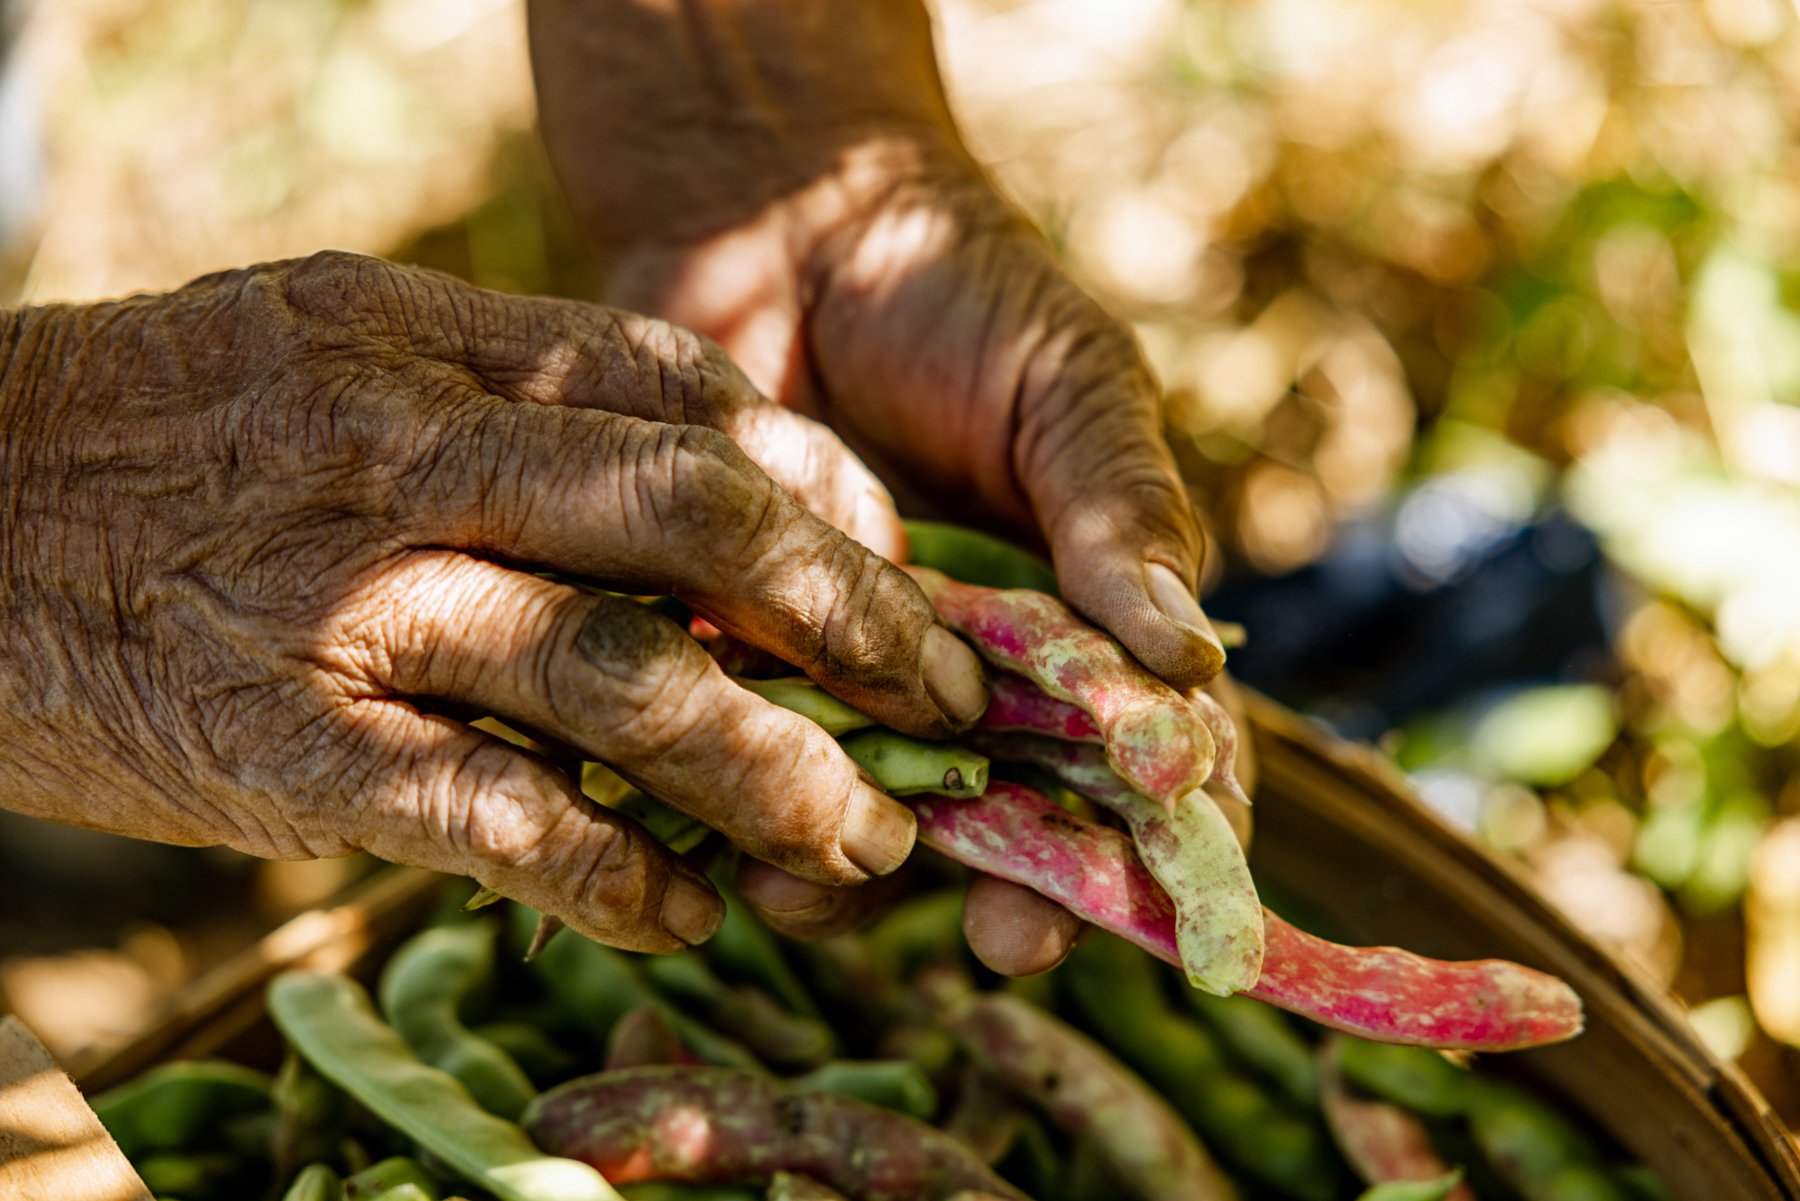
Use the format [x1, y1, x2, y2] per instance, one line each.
[940, 992, 1238, 1201]
[1188, 686, 1251, 810]
[1319, 1037, 1477, 1201]
[980, 673, 1251, 811]
[521, 1066, 1023, 1201]
[964, 734, 1262, 995]
[907, 567, 1213, 810]
[978, 672, 1103, 742]
[906, 786, 1583, 1051]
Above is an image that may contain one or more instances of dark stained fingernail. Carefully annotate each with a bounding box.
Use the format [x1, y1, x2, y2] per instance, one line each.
[660, 873, 725, 945]
[1145, 563, 1225, 661]
[923, 626, 988, 726]
[841, 782, 917, 876]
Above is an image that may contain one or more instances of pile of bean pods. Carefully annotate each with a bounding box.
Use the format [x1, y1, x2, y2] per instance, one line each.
[86, 523, 1669, 1200]
[90, 878, 1671, 1201]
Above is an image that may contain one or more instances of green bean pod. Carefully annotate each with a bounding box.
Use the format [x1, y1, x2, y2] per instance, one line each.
[607, 788, 712, 854]
[1335, 1038, 1476, 1118]
[734, 677, 879, 736]
[135, 1150, 241, 1197]
[473, 1020, 580, 1086]
[1468, 1082, 1627, 1201]
[378, 922, 538, 1120]
[902, 520, 1060, 596]
[523, 915, 764, 1073]
[281, 1163, 342, 1201]
[704, 876, 823, 1020]
[1064, 935, 1348, 1201]
[793, 1059, 940, 1120]
[766, 1172, 850, 1200]
[642, 952, 836, 1070]
[1356, 1173, 1467, 1201]
[370, 1188, 433, 1201]
[344, 1156, 440, 1199]
[615, 1186, 763, 1201]
[272, 1051, 351, 1179]
[267, 971, 621, 1201]
[92, 1059, 273, 1157]
[1185, 991, 1319, 1108]
[866, 890, 968, 980]
[838, 729, 988, 797]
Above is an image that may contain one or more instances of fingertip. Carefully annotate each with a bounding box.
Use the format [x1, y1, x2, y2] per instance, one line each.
[962, 874, 1085, 977]
[922, 625, 989, 728]
[1144, 562, 1227, 682]
[659, 871, 725, 945]
[841, 782, 917, 877]
[737, 855, 838, 919]
[735, 856, 893, 940]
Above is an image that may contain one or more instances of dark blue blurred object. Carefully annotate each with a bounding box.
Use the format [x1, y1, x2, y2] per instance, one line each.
[1204, 500, 1613, 742]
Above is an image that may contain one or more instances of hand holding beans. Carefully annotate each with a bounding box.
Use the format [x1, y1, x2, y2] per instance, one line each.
[0, 251, 991, 952]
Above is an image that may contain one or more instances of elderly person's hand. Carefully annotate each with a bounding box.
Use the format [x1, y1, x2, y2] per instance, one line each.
[0, 251, 990, 951]
[531, 0, 1231, 974]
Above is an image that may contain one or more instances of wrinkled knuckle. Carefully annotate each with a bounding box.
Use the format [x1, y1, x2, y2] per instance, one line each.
[575, 595, 693, 685]
[572, 596, 708, 752]
[816, 556, 927, 683]
[667, 423, 746, 482]
[660, 424, 774, 545]
[448, 748, 559, 865]
[559, 816, 654, 918]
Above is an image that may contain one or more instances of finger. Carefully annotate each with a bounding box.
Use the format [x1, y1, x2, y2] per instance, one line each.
[1014, 322, 1225, 689]
[347, 552, 918, 887]
[309, 260, 907, 559]
[327, 699, 722, 951]
[734, 856, 904, 940]
[721, 394, 909, 564]
[961, 873, 1085, 977]
[397, 398, 984, 735]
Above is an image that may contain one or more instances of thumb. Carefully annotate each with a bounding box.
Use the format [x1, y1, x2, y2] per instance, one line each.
[1018, 333, 1224, 688]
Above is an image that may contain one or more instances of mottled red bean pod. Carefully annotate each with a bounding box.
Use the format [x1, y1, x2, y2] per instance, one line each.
[908, 568, 1213, 810]
[521, 1066, 1025, 1201]
[907, 786, 1583, 1051]
[1319, 1037, 1477, 1201]
[939, 991, 1238, 1201]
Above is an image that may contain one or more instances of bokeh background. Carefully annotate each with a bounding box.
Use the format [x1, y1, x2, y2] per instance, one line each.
[3, 0, 1800, 1130]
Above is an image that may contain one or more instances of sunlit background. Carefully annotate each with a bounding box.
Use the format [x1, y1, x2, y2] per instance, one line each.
[3, 0, 1800, 1128]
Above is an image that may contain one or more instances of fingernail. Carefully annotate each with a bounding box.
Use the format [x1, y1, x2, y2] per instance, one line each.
[923, 626, 988, 725]
[744, 870, 836, 919]
[660, 873, 725, 945]
[841, 782, 917, 876]
[1145, 562, 1224, 655]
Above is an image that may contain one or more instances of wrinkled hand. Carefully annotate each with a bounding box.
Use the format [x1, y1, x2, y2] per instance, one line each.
[0, 252, 991, 951]
[532, 0, 1228, 973]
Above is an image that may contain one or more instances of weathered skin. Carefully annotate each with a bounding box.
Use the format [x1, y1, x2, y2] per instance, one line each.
[978, 673, 1103, 743]
[908, 786, 1584, 1051]
[1319, 1038, 1476, 1201]
[522, 1067, 1024, 1201]
[939, 991, 1238, 1201]
[964, 734, 1262, 995]
[908, 569, 1213, 810]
